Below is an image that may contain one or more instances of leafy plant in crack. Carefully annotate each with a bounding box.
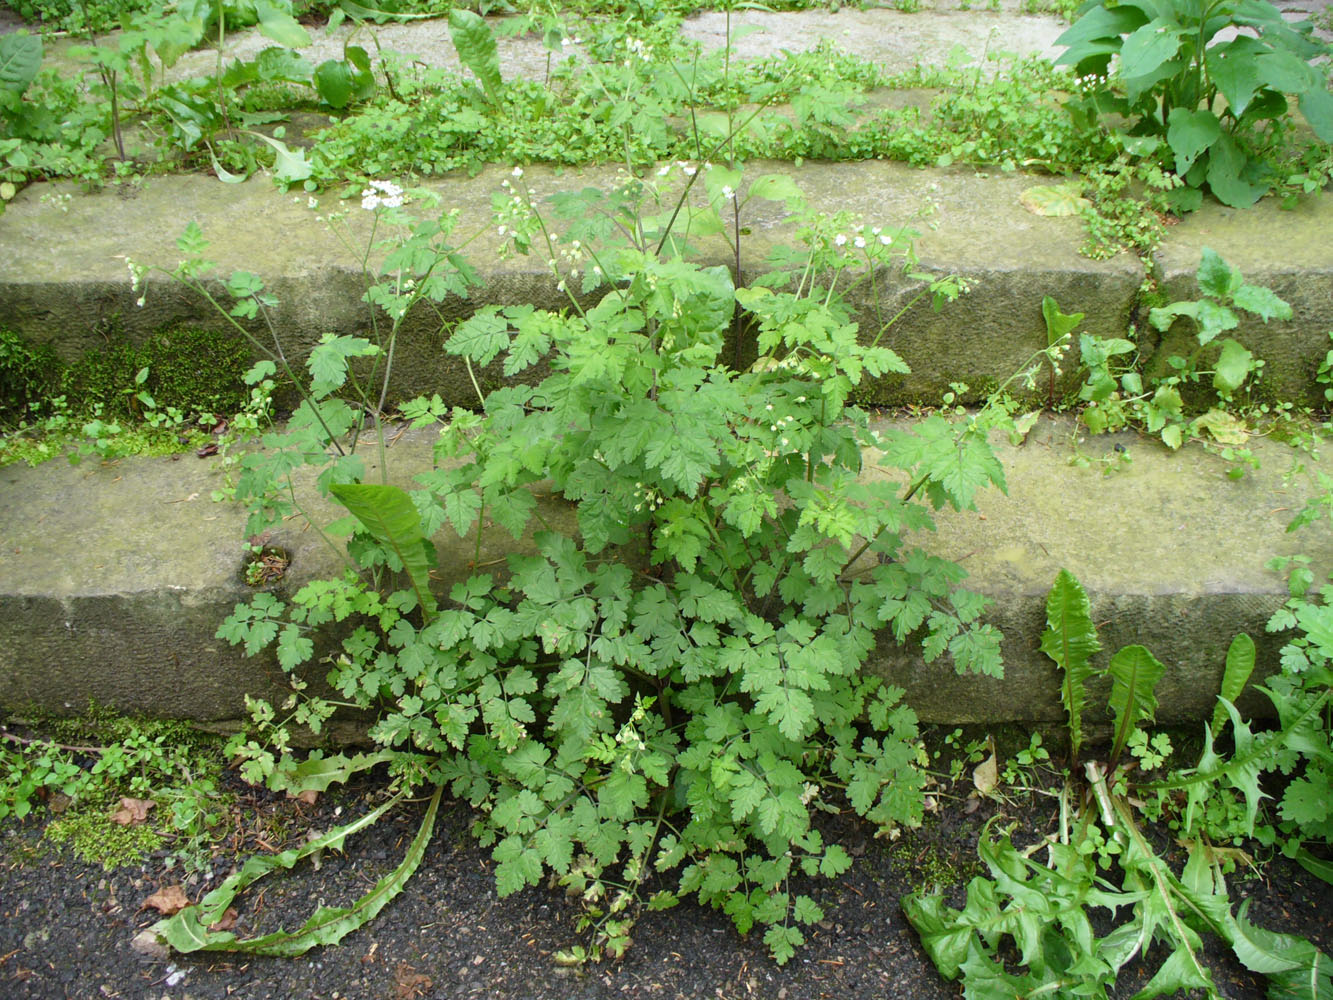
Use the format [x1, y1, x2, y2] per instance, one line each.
[1056, 0, 1333, 210]
[1072, 247, 1291, 451]
[905, 567, 1333, 999]
[143, 153, 1028, 963]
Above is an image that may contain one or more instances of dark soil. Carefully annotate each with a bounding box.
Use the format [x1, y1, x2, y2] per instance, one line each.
[1, 759, 1329, 1000]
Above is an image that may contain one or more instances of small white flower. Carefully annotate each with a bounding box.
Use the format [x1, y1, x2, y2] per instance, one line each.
[307, 196, 318, 209]
[682, 164, 697, 177]
[512, 166, 524, 178]
[720, 185, 736, 201]
[871, 226, 882, 235]
[498, 225, 508, 236]
[657, 164, 671, 177]
[834, 233, 847, 247]
[880, 234, 893, 245]
[854, 236, 866, 248]
[361, 189, 380, 211]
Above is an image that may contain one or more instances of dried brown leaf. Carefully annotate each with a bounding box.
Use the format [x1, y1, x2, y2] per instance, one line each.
[110, 797, 155, 826]
[142, 885, 190, 916]
[393, 961, 432, 999]
[207, 907, 238, 932]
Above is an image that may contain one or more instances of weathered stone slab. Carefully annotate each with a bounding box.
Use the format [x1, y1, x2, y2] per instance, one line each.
[2, 417, 1326, 727]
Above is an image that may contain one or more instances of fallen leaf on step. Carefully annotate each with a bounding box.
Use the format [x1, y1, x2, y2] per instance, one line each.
[110, 797, 155, 825]
[1020, 182, 1090, 217]
[207, 907, 239, 932]
[972, 753, 999, 796]
[394, 961, 432, 999]
[142, 885, 190, 916]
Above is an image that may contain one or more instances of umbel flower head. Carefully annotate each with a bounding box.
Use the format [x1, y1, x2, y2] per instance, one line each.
[361, 180, 404, 211]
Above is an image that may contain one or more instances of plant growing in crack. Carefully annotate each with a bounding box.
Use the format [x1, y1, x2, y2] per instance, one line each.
[129, 143, 1054, 962]
[905, 567, 1333, 998]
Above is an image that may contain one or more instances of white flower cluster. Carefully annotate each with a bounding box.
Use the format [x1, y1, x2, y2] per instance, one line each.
[494, 171, 541, 259]
[631, 482, 664, 513]
[659, 159, 712, 179]
[124, 256, 147, 307]
[623, 36, 653, 66]
[832, 224, 903, 251]
[361, 180, 404, 211]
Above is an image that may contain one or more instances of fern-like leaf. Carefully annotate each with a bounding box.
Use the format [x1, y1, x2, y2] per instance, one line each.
[1039, 569, 1101, 760]
[1107, 644, 1165, 765]
[1211, 633, 1255, 738]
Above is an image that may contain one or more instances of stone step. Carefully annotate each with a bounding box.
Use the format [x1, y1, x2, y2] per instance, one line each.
[4, 159, 1331, 409]
[3, 10, 1331, 409]
[1, 415, 1327, 727]
[3, 5, 1332, 732]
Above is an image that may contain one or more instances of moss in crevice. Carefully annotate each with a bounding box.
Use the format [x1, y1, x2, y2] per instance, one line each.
[0, 326, 252, 425]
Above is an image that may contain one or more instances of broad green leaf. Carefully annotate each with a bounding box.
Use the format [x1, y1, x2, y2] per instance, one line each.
[1230, 899, 1322, 976]
[1119, 19, 1183, 81]
[329, 483, 437, 620]
[747, 173, 805, 207]
[255, 0, 312, 48]
[1292, 848, 1333, 887]
[0, 32, 42, 94]
[1041, 296, 1084, 345]
[1206, 38, 1265, 116]
[254, 45, 314, 83]
[1210, 633, 1255, 737]
[1053, 3, 1148, 54]
[1107, 644, 1165, 763]
[1039, 569, 1101, 759]
[1213, 338, 1254, 394]
[245, 130, 314, 185]
[265, 749, 398, 796]
[448, 9, 502, 101]
[210, 150, 248, 183]
[1196, 248, 1239, 300]
[1166, 108, 1221, 175]
[901, 891, 972, 979]
[1232, 282, 1292, 322]
[1255, 49, 1316, 94]
[1206, 134, 1266, 208]
[154, 785, 440, 956]
[314, 59, 355, 108]
[1298, 85, 1333, 144]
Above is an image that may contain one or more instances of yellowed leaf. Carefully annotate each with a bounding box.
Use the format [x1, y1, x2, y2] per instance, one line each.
[1020, 183, 1091, 218]
[1190, 408, 1249, 445]
[972, 753, 999, 796]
